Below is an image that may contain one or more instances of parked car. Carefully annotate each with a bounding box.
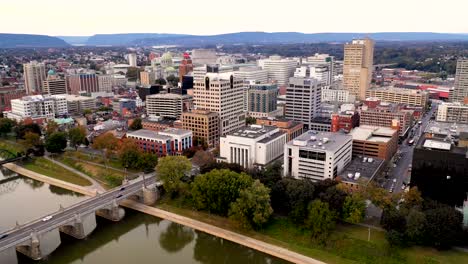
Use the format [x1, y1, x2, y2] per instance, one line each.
[42, 215, 52, 222]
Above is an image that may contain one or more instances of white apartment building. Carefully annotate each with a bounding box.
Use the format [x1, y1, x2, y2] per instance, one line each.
[436, 102, 468, 124]
[259, 56, 297, 86]
[61, 94, 96, 115]
[285, 77, 323, 130]
[321, 87, 355, 103]
[127, 53, 137, 67]
[7, 95, 67, 121]
[234, 66, 268, 83]
[284, 131, 353, 181]
[450, 59, 468, 103]
[193, 65, 245, 136]
[23, 61, 46, 94]
[304, 53, 336, 85]
[219, 125, 287, 169]
[97, 75, 113, 92]
[146, 93, 185, 119]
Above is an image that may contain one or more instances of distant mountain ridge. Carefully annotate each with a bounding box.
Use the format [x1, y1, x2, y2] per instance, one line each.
[0, 33, 69, 48]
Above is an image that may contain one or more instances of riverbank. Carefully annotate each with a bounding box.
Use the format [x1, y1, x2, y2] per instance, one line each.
[3, 163, 325, 264]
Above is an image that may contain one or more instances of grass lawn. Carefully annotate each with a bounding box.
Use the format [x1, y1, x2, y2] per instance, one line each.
[64, 150, 139, 173]
[156, 198, 468, 264]
[23, 157, 92, 186]
[58, 155, 125, 189]
[0, 139, 25, 154]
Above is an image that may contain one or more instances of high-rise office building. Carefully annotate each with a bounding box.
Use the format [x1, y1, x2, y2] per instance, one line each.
[97, 75, 113, 92]
[260, 56, 296, 86]
[67, 74, 99, 94]
[193, 65, 245, 136]
[343, 38, 374, 100]
[42, 69, 67, 95]
[23, 61, 46, 94]
[181, 109, 220, 148]
[247, 83, 279, 118]
[127, 53, 137, 67]
[234, 66, 268, 83]
[449, 59, 468, 103]
[304, 54, 336, 85]
[146, 93, 191, 119]
[285, 77, 323, 130]
[140, 71, 155, 86]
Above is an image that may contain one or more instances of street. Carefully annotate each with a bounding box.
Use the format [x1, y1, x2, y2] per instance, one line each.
[384, 101, 438, 194]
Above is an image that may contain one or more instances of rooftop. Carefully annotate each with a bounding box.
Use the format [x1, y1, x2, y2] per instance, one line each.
[350, 125, 397, 142]
[160, 128, 192, 136]
[368, 86, 428, 95]
[287, 131, 352, 152]
[126, 129, 172, 141]
[424, 121, 468, 138]
[229, 125, 278, 139]
[339, 156, 385, 184]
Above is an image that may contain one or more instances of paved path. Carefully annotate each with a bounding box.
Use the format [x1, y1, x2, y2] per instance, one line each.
[42, 156, 106, 192]
[3, 163, 327, 264]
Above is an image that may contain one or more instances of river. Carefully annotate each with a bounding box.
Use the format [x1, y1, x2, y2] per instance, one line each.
[0, 169, 290, 264]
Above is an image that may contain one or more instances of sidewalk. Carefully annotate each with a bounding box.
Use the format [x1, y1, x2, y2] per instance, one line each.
[43, 155, 106, 192]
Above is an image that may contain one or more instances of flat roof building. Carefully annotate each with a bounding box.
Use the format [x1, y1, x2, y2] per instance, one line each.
[436, 102, 468, 124]
[284, 131, 353, 181]
[219, 125, 287, 169]
[349, 125, 398, 161]
[256, 117, 304, 141]
[181, 109, 220, 148]
[366, 86, 429, 108]
[126, 128, 192, 156]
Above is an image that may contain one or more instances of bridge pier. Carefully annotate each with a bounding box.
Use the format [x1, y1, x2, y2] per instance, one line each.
[0, 247, 18, 264]
[142, 183, 159, 205]
[16, 229, 61, 261]
[96, 199, 125, 221]
[59, 212, 97, 239]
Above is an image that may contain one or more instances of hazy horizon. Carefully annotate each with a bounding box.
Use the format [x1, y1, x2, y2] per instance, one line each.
[3, 0, 468, 36]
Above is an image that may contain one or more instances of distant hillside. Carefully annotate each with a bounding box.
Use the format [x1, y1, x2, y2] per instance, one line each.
[0, 33, 69, 48]
[57, 36, 90, 45]
[85, 33, 191, 46]
[133, 32, 468, 46]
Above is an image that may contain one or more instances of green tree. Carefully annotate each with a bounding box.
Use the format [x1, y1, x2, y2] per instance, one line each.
[191, 169, 253, 216]
[228, 180, 273, 229]
[118, 138, 141, 169]
[129, 118, 142, 130]
[21, 132, 42, 149]
[15, 123, 41, 139]
[245, 116, 256, 125]
[405, 209, 426, 244]
[166, 74, 179, 86]
[156, 156, 192, 196]
[137, 152, 158, 171]
[423, 203, 463, 249]
[45, 132, 67, 154]
[305, 200, 336, 241]
[83, 109, 93, 115]
[45, 120, 59, 136]
[342, 194, 366, 224]
[155, 78, 167, 85]
[0, 118, 16, 136]
[249, 161, 282, 189]
[68, 126, 86, 150]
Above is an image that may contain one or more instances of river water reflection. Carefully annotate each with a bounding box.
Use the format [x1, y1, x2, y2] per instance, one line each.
[0, 169, 290, 264]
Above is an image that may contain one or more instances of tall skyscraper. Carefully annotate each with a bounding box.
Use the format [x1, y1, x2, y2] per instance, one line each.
[67, 74, 99, 95]
[193, 65, 245, 136]
[128, 53, 137, 67]
[343, 38, 374, 100]
[97, 75, 113, 92]
[285, 77, 323, 130]
[449, 59, 468, 103]
[23, 61, 46, 94]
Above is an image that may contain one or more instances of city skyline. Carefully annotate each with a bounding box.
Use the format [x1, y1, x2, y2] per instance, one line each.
[3, 0, 468, 36]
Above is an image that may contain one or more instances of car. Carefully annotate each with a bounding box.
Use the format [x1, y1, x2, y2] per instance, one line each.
[389, 189, 393, 193]
[0, 234, 8, 239]
[116, 194, 123, 198]
[120, 187, 126, 191]
[42, 215, 52, 222]
[393, 179, 397, 183]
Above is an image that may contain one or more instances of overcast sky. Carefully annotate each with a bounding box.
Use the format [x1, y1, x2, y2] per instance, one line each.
[3, 0, 467, 36]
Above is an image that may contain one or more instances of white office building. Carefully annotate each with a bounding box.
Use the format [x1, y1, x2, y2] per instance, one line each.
[219, 125, 287, 169]
[259, 56, 296, 86]
[321, 87, 355, 103]
[285, 77, 323, 130]
[294, 65, 331, 86]
[193, 65, 245, 136]
[146, 93, 185, 119]
[436, 102, 468, 124]
[284, 131, 353, 181]
[234, 66, 268, 83]
[7, 95, 67, 121]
